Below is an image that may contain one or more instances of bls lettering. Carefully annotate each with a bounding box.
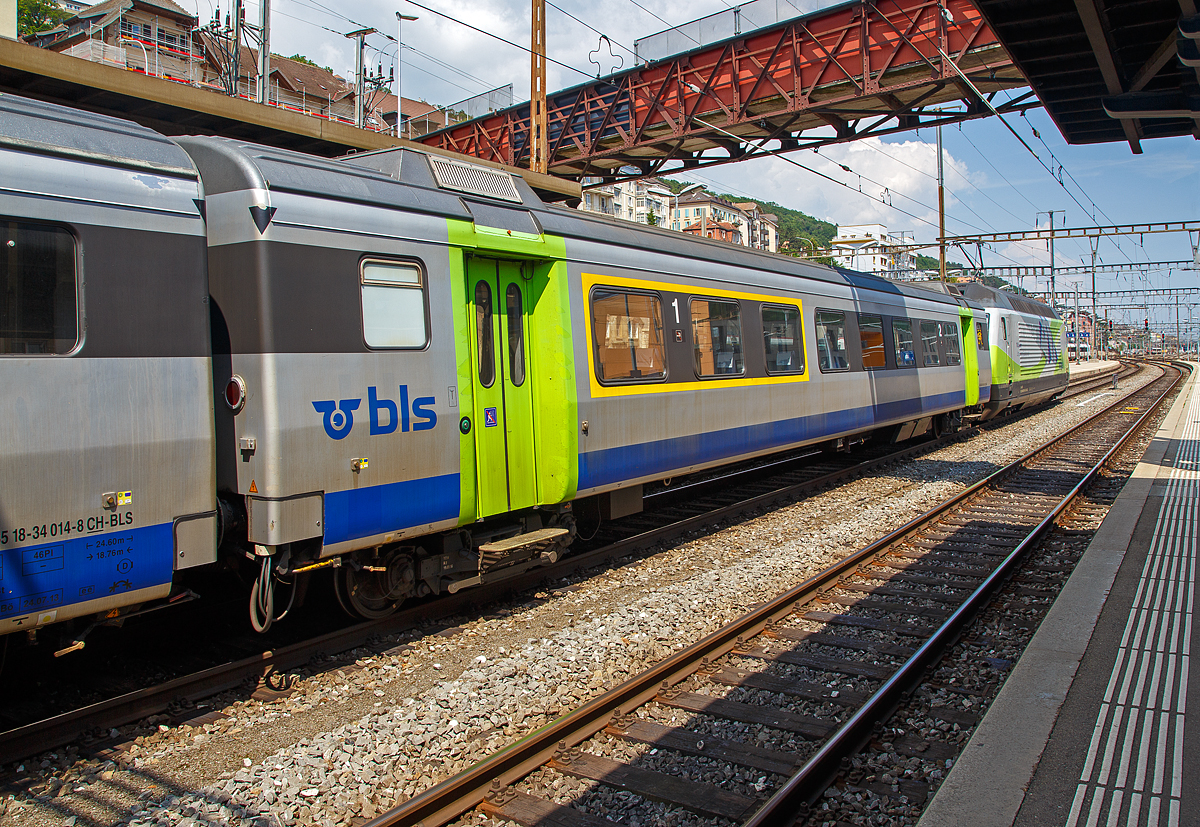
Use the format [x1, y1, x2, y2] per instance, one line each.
[312, 385, 437, 441]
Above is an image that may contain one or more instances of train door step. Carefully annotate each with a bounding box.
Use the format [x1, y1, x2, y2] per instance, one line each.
[478, 527, 569, 554]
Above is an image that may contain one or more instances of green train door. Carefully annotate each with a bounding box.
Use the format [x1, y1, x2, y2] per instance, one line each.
[466, 256, 538, 517]
[960, 310, 980, 407]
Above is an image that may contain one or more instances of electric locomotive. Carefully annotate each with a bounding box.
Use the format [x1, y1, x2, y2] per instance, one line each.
[0, 95, 1047, 650]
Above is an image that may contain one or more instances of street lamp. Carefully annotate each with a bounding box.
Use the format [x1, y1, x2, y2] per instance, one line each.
[669, 182, 704, 232]
[793, 237, 816, 258]
[396, 13, 418, 138]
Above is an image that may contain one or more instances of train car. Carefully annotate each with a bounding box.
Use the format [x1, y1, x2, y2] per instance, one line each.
[0, 94, 1004, 644]
[953, 283, 1068, 418]
[176, 135, 995, 625]
[0, 97, 217, 646]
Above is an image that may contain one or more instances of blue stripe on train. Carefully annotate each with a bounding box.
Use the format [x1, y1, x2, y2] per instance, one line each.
[324, 474, 460, 545]
[0, 522, 175, 620]
[578, 390, 965, 490]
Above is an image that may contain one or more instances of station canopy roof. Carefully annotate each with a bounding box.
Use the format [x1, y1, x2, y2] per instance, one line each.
[974, 0, 1200, 153]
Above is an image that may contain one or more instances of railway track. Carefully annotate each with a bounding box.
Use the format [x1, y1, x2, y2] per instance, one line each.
[353, 361, 1183, 827]
[0, 362, 1133, 768]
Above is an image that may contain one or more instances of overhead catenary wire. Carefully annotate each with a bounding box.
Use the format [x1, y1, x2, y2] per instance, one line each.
[400, 0, 595, 79]
[545, 0, 637, 57]
[940, 58, 1138, 271]
[863, 138, 1030, 230]
[620, 0, 700, 45]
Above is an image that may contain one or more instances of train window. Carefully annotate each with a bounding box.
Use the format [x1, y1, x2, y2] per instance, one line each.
[762, 304, 804, 374]
[506, 283, 525, 387]
[361, 260, 427, 348]
[920, 321, 940, 366]
[940, 322, 961, 366]
[591, 288, 666, 382]
[691, 298, 745, 377]
[893, 319, 916, 367]
[814, 310, 849, 372]
[475, 280, 495, 387]
[858, 314, 886, 369]
[1001, 318, 1009, 341]
[1, 219, 77, 354]
[977, 321, 989, 349]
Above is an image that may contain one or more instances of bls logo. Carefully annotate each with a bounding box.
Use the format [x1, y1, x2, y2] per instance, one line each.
[313, 385, 437, 441]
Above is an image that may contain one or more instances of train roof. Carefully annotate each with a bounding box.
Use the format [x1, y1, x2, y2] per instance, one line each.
[955, 282, 1058, 319]
[0, 93, 197, 177]
[0, 92, 968, 312]
[906, 280, 1055, 319]
[168, 135, 967, 309]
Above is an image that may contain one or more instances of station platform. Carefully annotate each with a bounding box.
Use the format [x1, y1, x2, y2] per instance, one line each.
[1069, 359, 1120, 381]
[919, 361, 1199, 827]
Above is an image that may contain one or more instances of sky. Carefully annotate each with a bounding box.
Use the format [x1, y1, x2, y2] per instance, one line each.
[190, 0, 1199, 328]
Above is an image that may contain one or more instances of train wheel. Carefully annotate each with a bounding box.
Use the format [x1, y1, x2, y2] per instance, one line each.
[333, 552, 414, 620]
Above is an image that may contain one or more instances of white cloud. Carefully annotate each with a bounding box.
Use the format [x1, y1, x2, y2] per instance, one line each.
[678, 135, 975, 244]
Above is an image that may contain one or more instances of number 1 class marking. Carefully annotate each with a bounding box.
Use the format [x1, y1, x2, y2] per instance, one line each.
[672, 298, 680, 324]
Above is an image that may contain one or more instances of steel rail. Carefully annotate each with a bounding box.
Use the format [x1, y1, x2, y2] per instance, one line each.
[745, 361, 1187, 824]
[361, 362, 1182, 827]
[0, 366, 1117, 764]
[0, 415, 973, 763]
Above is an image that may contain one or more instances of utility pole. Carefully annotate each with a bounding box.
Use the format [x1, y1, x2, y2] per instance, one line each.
[257, 0, 270, 104]
[530, 0, 548, 173]
[1177, 294, 1181, 356]
[395, 13, 418, 138]
[233, 0, 244, 95]
[346, 28, 375, 128]
[1074, 289, 1080, 362]
[1037, 210, 1065, 311]
[1089, 236, 1098, 362]
[937, 125, 946, 283]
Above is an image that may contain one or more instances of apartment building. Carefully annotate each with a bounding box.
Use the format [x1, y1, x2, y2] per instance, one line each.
[732, 201, 779, 253]
[671, 191, 743, 235]
[831, 224, 917, 273]
[577, 177, 670, 224]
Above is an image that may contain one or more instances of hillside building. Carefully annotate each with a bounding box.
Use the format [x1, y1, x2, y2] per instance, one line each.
[831, 224, 917, 274]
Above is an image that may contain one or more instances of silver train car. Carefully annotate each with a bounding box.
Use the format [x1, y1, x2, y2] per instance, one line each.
[1, 95, 1008, 647]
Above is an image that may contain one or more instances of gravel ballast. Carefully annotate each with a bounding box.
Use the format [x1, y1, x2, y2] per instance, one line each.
[0, 374, 1151, 827]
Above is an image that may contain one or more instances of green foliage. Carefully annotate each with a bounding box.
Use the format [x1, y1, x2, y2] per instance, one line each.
[646, 209, 659, 227]
[18, 0, 71, 36]
[657, 180, 694, 195]
[659, 180, 838, 254]
[982, 274, 1020, 292]
[914, 253, 968, 271]
[284, 54, 334, 74]
[714, 193, 836, 253]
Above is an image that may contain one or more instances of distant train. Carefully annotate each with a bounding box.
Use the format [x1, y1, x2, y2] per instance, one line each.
[0, 95, 1067, 650]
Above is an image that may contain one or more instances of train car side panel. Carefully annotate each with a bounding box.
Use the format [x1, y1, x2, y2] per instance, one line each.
[0, 101, 215, 635]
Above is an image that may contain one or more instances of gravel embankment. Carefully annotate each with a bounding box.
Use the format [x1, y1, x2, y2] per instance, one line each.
[0, 372, 1152, 827]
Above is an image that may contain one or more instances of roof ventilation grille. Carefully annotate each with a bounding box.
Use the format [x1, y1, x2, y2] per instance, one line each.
[429, 156, 522, 203]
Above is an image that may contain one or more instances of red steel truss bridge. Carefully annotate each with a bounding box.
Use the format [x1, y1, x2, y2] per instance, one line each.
[417, 0, 1035, 184]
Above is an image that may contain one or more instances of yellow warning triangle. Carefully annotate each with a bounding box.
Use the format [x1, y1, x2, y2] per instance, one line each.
[249, 480, 258, 493]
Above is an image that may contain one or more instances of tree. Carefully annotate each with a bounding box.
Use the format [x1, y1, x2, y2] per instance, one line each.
[285, 53, 334, 74]
[915, 253, 967, 272]
[18, 0, 71, 36]
[646, 209, 659, 227]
